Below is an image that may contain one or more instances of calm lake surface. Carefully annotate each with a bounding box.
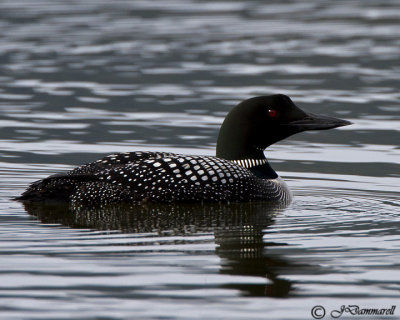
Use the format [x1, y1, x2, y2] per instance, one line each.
[1, 1, 399, 319]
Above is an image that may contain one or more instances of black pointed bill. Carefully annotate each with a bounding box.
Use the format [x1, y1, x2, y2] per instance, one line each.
[287, 112, 352, 131]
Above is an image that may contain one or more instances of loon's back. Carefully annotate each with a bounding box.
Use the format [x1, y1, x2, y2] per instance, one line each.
[17, 151, 291, 205]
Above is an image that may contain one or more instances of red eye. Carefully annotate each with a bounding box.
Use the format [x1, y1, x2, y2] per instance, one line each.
[268, 109, 278, 118]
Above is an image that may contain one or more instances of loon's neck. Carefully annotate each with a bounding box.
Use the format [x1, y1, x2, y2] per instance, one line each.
[215, 106, 278, 179]
[216, 133, 278, 179]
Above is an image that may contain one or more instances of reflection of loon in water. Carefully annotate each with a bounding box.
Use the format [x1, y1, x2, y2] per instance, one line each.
[22, 200, 324, 298]
[16, 94, 351, 205]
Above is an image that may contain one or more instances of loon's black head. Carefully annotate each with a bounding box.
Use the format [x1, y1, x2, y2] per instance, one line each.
[216, 94, 351, 160]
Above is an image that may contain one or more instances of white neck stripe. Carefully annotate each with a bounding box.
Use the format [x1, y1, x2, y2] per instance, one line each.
[231, 159, 267, 169]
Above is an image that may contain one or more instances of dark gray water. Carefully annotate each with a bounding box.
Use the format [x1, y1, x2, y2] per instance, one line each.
[1, 1, 399, 319]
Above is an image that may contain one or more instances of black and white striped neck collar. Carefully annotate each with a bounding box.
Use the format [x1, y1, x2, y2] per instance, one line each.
[231, 158, 268, 169]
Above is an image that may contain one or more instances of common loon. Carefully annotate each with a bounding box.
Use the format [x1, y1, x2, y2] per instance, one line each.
[16, 94, 351, 205]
